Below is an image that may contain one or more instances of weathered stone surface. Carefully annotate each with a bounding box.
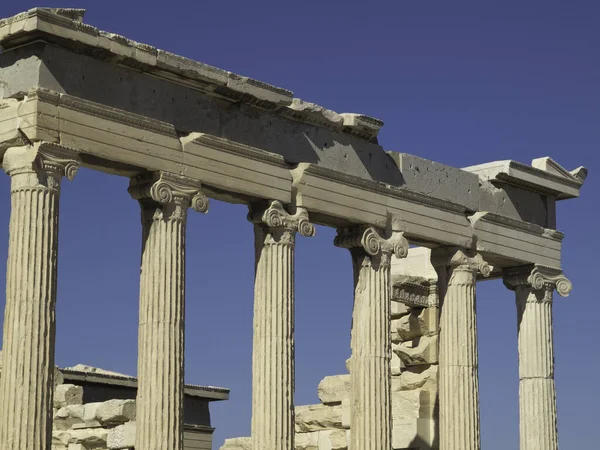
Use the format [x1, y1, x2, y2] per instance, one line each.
[95, 399, 136, 426]
[53, 405, 85, 431]
[392, 419, 437, 450]
[107, 421, 136, 449]
[54, 384, 84, 408]
[392, 389, 436, 420]
[392, 365, 438, 392]
[393, 335, 438, 366]
[289, 99, 343, 127]
[390, 152, 480, 212]
[220, 437, 252, 450]
[391, 301, 411, 319]
[392, 307, 438, 342]
[295, 432, 319, 450]
[295, 404, 344, 433]
[317, 375, 350, 405]
[53, 427, 108, 448]
[391, 352, 404, 376]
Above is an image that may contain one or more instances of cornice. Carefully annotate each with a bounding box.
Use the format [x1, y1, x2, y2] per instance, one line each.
[185, 134, 289, 168]
[470, 212, 564, 242]
[297, 164, 467, 215]
[0, 8, 382, 140]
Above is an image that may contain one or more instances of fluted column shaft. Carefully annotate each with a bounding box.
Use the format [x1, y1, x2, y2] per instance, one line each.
[336, 227, 408, 450]
[130, 172, 208, 450]
[0, 144, 79, 450]
[250, 201, 314, 450]
[504, 265, 571, 450]
[434, 248, 490, 450]
[439, 267, 480, 450]
[516, 288, 557, 450]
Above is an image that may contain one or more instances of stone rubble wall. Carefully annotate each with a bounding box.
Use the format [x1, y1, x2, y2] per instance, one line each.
[51, 384, 136, 450]
[221, 300, 440, 450]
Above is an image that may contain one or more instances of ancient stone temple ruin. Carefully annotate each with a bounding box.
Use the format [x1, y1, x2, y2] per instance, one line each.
[0, 7, 587, 450]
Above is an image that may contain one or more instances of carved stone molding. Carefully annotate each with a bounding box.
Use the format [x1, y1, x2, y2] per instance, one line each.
[503, 265, 572, 299]
[3, 143, 81, 191]
[128, 171, 209, 219]
[392, 276, 439, 308]
[249, 200, 315, 244]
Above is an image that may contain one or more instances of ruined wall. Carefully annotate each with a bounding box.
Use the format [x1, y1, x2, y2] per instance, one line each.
[221, 299, 440, 450]
[52, 384, 213, 450]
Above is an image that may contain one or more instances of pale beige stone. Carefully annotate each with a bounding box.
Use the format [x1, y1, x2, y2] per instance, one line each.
[393, 307, 438, 341]
[392, 365, 438, 392]
[250, 201, 314, 450]
[54, 384, 84, 408]
[129, 172, 207, 450]
[317, 374, 350, 405]
[504, 265, 570, 450]
[434, 249, 489, 450]
[392, 389, 436, 420]
[295, 432, 319, 450]
[95, 399, 136, 426]
[0, 144, 80, 450]
[295, 404, 344, 433]
[220, 437, 252, 450]
[393, 334, 439, 366]
[391, 301, 411, 318]
[107, 421, 136, 449]
[335, 227, 408, 450]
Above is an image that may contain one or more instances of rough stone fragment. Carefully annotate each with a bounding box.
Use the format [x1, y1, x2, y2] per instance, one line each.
[325, 429, 349, 450]
[107, 421, 136, 449]
[340, 113, 384, 139]
[220, 437, 252, 450]
[227, 74, 293, 106]
[317, 374, 350, 405]
[54, 427, 108, 448]
[393, 334, 438, 366]
[392, 389, 436, 420]
[295, 404, 344, 433]
[392, 365, 438, 392]
[391, 352, 404, 376]
[391, 301, 411, 319]
[54, 384, 84, 408]
[392, 419, 437, 449]
[288, 99, 343, 127]
[53, 405, 85, 430]
[295, 432, 319, 450]
[95, 399, 136, 426]
[393, 307, 438, 342]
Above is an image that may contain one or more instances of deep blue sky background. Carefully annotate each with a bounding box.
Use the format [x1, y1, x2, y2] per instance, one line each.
[0, 1, 598, 448]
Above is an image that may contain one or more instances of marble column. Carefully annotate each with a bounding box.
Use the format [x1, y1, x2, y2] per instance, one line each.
[335, 226, 408, 450]
[249, 200, 315, 450]
[129, 172, 209, 450]
[433, 248, 490, 450]
[503, 265, 572, 450]
[0, 143, 80, 450]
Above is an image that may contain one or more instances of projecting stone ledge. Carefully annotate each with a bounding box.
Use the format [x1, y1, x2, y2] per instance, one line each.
[0, 8, 384, 140]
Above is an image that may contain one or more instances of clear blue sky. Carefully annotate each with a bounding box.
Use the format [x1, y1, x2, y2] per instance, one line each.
[0, 1, 598, 448]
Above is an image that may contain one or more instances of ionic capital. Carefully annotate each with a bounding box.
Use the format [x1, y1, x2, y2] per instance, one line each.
[503, 265, 572, 299]
[3, 143, 81, 191]
[129, 171, 209, 219]
[432, 247, 491, 277]
[249, 200, 316, 237]
[335, 226, 408, 266]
